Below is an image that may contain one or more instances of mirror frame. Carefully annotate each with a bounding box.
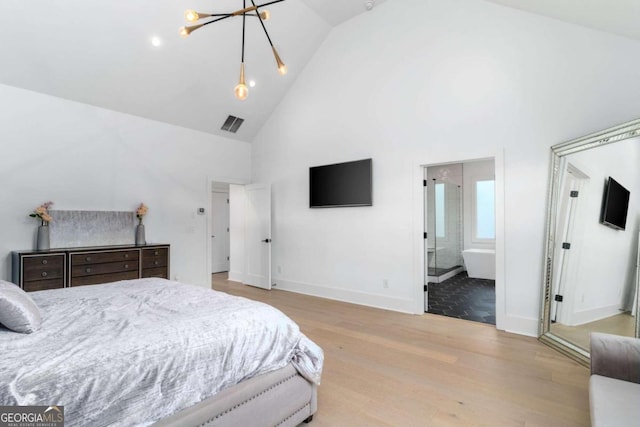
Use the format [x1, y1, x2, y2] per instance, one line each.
[539, 118, 640, 366]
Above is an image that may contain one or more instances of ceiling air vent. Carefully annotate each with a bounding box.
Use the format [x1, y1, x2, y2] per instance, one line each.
[221, 115, 245, 133]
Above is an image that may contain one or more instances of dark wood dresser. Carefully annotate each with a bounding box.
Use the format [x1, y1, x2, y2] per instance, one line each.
[12, 244, 170, 291]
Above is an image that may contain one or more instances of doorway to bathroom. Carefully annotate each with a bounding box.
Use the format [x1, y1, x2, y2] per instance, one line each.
[424, 159, 496, 325]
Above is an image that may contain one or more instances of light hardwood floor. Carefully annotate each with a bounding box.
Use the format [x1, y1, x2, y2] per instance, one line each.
[212, 273, 590, 427]
[551, 312, 636, 351]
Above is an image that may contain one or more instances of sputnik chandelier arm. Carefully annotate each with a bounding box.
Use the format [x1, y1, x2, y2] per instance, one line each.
[235, 1, 248, 100]
[249, 0, 287, 75]
[180, 0, 288, 101]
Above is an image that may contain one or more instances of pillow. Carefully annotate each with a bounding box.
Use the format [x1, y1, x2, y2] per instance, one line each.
[0, 280, 42, 333]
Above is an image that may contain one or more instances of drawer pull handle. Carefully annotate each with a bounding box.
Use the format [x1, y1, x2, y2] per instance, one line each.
[154, 251, 159, 255]
[41, 271, 48, 277]
[154, 260, 159, 265]
[124, 264, 129, 269]
[42, 259, 48, 265]
[85, 257, 92, 262]
[124, 254, 129, 258]
[86, 268, 92, 273]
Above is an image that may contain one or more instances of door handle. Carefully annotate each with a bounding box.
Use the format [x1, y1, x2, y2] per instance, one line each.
[211, 235, 215, 238]
[262, 238, 272, 243]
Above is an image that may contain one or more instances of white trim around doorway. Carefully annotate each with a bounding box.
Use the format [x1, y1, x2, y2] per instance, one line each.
[412, 150, 506, 333]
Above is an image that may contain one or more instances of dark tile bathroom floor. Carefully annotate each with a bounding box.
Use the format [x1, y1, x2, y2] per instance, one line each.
[427, 272, 496, 325]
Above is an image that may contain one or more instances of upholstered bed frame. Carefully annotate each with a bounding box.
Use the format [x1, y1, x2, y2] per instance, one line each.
[152, 364, 317, 427]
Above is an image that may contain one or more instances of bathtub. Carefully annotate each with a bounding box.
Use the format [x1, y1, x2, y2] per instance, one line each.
[462, 249, 495, 280]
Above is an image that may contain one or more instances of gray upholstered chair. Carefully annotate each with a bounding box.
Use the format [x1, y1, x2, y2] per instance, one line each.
[589, 332, 640, 427]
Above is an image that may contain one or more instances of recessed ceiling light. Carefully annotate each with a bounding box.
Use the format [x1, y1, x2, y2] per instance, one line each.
[249, 80, 256, 88]
[151, 36, 162, 47]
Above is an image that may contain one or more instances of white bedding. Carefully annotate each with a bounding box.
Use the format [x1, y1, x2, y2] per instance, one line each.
[0, 279, 323, 426]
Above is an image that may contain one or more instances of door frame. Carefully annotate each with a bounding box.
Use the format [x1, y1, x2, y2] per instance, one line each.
[211, 187, 231, 274]
[413, 150, 505, 332]
[206, 175, 249, 284]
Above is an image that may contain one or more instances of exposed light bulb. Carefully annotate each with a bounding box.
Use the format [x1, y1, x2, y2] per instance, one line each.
[272, 47, 288, 76]
[235, 63, 248, 100]
[235, 83, 248, 100]
[249, 80, 256, 88]
[184, 9, 200, 22]
[260, 10, 270, 21]
[179, 24, 203, 38]
[150, 36, 162, 47]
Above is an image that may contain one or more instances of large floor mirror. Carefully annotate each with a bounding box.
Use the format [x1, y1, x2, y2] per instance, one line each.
[539, 118, 640, 366]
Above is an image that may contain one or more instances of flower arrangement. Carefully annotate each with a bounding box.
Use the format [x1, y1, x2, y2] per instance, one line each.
[136, 203, 148, 224]
[30, 201, 54, 225]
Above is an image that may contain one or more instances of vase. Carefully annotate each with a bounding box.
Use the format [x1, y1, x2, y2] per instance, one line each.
[36, 222, 50, 251]
[136, 223, 146, 246]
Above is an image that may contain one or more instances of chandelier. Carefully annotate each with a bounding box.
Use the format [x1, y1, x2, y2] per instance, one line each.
[180, 0, 288, 101]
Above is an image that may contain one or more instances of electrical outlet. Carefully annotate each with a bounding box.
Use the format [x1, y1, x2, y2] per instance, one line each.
[277, 265, 282, 274]
[383, 279, 389, 289]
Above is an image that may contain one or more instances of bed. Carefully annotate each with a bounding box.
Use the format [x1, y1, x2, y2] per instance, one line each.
[0, 278, 323, 426]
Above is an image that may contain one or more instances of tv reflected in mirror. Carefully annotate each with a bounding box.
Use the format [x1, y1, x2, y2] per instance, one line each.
[309, 158, 372, 208]
[600, 176, 630, 230]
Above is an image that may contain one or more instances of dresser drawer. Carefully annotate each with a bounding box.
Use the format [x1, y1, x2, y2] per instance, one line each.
[71, 260, 138, 278]
[70, 271, 139, 287]
[71, 250, 139, 266]
[23, 279, 65, 292]
[141, 248, 169, 269]
[141, 267, 168, 279]
[23, 255, 65, 282]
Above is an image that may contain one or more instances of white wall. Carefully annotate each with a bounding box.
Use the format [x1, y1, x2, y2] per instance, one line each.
[0, 84, 251, 287]
[250, 0, 640, 335]
[559, 137, 640, 325]
[426, 164, 463, 187]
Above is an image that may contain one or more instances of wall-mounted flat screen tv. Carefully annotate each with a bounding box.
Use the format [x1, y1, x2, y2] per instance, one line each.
[600, 176, 630, 230]
[310, 158, 372, 208]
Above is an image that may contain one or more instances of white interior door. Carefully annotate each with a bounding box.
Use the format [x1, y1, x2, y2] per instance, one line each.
[244, 183, 271, 289]
[552, 163, 589, 324]
[211, 191, 230, 273]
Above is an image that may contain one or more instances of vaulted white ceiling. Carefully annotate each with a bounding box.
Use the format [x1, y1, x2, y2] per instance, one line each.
[483, 0, 640, 41]
[0, 0, 636, 143]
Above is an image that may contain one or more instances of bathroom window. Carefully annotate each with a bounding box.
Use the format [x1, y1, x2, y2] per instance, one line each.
[475, 180, 495, 240]
[435, 183, 445, 238]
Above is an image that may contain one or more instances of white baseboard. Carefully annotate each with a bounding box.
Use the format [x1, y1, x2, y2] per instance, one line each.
[428, 267, 465, 283]
[275, 278, 416, 314]
[275, 279, 538, 338]
[566, 304, 623, 326]
[227, 271, 244, 283]
[503, 313, 539, 337]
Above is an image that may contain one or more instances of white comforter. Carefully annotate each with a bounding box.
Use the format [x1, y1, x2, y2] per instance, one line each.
[0, 279, 323, 426]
